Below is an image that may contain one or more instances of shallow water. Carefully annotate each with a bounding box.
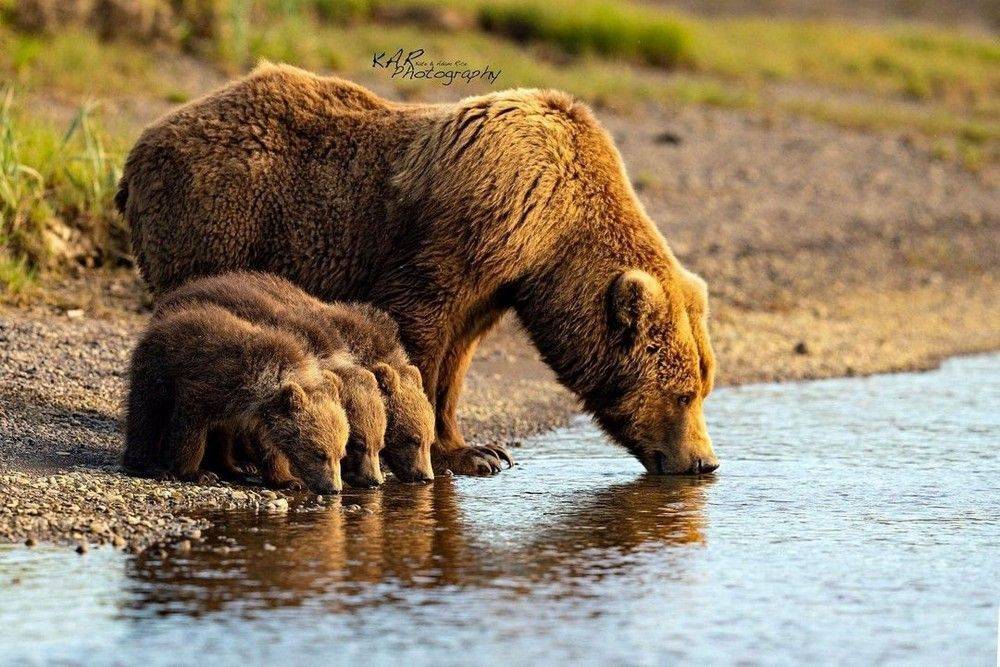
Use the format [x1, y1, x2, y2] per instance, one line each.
[2, 354, 998, 665]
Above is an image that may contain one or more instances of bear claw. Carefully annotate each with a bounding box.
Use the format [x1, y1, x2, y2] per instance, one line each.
[434, 445, 514, 476]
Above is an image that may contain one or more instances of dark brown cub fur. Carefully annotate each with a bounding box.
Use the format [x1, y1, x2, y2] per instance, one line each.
[123, 303, 349, 493]
[154, 272, 436, 482]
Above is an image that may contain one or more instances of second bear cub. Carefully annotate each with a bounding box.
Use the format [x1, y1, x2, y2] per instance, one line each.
[123, 303, 348, 493]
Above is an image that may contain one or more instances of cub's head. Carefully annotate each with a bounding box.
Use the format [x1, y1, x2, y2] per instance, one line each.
[265, 375, 349, 493]
[373, 363, 435, 483]
[590, 269, 718, 475]
[335, 366, 388, 489]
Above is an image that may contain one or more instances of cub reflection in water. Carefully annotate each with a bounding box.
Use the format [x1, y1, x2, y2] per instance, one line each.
[123, 475, 711, 615]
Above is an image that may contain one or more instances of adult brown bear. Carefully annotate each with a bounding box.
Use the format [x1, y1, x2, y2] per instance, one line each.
[117, 64, 718, 477]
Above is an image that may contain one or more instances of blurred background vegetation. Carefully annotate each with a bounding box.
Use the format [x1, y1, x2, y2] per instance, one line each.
[0, 0, 997, 297]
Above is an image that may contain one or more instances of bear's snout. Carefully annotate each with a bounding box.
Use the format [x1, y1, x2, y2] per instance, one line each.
[686, 457, 719, 475]
[651, 451, 719, 475]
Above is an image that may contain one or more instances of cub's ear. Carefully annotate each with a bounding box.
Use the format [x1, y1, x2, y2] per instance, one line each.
[321, 369, 344, 401]
[402, 363, 424, 385]
[275, 382, 308, 413]
[372, 362, 401, 395]
[607, 270, 666, 344]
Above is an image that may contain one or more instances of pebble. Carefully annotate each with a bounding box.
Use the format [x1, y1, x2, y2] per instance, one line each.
[75, 542, 88, 554]
[24, 537, 36, 548]
[263, 543, 277, 551]
[266, 498, 289, 513]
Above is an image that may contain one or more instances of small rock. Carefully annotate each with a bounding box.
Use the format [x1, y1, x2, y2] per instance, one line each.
[65, 309, 85, 319]
[653, 130, 682, 145]
[263, 543, 277, 551]
[175, 540, 191, 552]
[443, 470, 454, 477]
[793, 341, 810, 355]
[75, 542, 88, 554]
[24, 537, 36, 548]
[266, 498, 289, 513]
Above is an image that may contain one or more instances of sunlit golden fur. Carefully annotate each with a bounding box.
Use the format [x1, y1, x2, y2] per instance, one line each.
[118, 64, 716, 474]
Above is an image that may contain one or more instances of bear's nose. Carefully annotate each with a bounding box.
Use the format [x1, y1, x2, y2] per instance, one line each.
[690, 458, 719, 474]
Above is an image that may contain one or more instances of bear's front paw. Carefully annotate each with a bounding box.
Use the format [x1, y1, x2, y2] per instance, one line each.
[433, 445, 513, 476]
[237, 462, 259, 477]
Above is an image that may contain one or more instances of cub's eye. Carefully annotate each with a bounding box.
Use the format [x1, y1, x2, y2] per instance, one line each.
[677, 393, 694, 407]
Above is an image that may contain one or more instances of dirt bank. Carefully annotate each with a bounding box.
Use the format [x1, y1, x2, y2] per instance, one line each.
[1, 101, 997, 552]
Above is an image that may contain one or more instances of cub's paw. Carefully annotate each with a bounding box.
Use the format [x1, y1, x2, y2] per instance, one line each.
[173, 470, 220, 485]
[433, 445, 513, 476]
[278, 479, 306, 492]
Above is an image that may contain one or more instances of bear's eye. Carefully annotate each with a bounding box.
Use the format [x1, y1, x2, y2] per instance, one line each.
[677, 393, 693, 407]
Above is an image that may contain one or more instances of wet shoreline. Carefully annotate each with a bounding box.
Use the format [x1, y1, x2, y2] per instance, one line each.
[1, 275, 999, 552]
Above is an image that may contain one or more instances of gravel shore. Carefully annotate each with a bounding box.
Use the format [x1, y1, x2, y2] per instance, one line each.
[2, 101, 997, 552]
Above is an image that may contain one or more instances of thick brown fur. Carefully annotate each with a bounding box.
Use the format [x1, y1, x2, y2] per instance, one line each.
[119, 64, 717, 475]
[123, 302, 348, 493]
[155, 272, 437, 482]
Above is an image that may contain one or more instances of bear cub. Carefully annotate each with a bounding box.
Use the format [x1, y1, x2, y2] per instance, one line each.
[123, 303, 348, 494]
[155, 271, 437, 483]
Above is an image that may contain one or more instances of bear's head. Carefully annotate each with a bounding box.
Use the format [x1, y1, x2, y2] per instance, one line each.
[372, 362, 436, 483]
[263, 374, 349, 494]
[590, 268, 717, 475]
[333, 365, 387, 489]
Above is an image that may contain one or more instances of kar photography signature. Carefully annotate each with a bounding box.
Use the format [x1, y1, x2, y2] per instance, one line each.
[372, 48, 502, 86]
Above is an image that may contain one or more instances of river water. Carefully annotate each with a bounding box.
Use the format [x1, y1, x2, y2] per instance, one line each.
[1, 354, 997, 665]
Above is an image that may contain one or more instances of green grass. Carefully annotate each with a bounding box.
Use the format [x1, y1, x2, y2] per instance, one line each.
[0, 27, 166, 99]
[310, 0, 998, 110]
[0, 253, 37, 296]
[475, 0, 693, 67]
[0, 88, 125, 273]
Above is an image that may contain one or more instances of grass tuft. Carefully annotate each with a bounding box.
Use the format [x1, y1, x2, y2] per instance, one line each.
[477, 0, 693, 67]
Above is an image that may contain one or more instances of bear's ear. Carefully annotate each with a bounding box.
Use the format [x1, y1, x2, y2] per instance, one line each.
[275, 382, 307, 414]
[678, 268, 715, 396]
[372, 362, 401, 395]
[321, 369, 344, 401]
[607, 270, 666, 344]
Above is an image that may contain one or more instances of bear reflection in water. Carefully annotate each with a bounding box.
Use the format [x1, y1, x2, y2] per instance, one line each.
[123, 475, 711, 615]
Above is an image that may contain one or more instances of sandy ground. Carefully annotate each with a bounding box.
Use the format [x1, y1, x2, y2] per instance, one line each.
[1, 98, 998, 553]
